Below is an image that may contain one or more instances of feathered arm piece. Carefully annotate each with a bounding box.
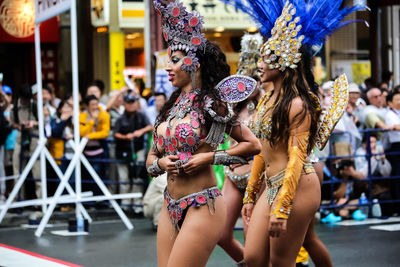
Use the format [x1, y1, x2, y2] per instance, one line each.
[243, 152, 265, 204]
[271, 132, 309, 219]
[316, 74, 349, 150]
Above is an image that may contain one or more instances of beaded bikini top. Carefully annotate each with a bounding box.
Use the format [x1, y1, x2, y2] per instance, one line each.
[154, 89, 205, 164]
[248, 90, 274, 140]
[153, 75, 258, 165]
[248, 74, 349, 150]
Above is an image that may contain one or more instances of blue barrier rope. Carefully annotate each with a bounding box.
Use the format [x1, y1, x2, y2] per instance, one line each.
[17, 129, 400, 214]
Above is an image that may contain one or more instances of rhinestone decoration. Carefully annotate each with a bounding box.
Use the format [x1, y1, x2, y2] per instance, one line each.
[316, 73, 349, 150]
[248, 90, 274, 140]
[237, 33, 264, 76]
[214, 75, 257, 104]
[260, 1, 303, 72]
[154, 0, 206, 73]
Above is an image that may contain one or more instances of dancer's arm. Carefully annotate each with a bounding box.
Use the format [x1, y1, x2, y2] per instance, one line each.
[243, 152, 265, 204]
[269, 98, 310, 237]
[241, 152, 265, 224]
[182, 123, 261, 175]
[146, 131, 179, 177]
[271, 131, 309, 219]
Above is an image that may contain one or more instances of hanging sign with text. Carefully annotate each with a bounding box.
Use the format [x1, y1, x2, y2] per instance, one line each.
[35, 0, 71, 24]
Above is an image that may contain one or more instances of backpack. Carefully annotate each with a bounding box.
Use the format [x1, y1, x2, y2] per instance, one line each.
[0, 109, 11, 145]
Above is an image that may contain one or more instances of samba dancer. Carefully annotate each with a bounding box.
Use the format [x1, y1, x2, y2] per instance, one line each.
[147, 1, 261, 266]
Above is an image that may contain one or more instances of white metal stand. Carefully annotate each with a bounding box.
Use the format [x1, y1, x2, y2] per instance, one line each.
[0, 0, 141, 237]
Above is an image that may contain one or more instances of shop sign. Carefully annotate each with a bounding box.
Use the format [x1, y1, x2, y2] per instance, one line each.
[0, 0, 59, 43]
[181, 0, 255, 29]
[154, 49, 175, 98]
[35, 0, 70, 23]
[119, 0, 144, 29]
[110, 32, 126, 90]
[91, 0, 109, 27]
[332, 60, 371, 84]
[119, 0, 255, 30]
[123, 67, 146, 77]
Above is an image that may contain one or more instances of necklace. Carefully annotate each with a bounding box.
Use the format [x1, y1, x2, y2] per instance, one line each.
[248, 90, 274, 140]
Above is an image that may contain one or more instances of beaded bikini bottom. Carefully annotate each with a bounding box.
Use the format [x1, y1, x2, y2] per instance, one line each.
[224, 166, 249, 191]
[164, 186, 222, 232]
[265, 162, 315, 205]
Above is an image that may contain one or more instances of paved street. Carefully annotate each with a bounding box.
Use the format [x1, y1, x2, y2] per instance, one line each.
[0, 212, 399, 267]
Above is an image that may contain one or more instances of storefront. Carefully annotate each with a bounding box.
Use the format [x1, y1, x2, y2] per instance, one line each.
[0, 0, 59, 93]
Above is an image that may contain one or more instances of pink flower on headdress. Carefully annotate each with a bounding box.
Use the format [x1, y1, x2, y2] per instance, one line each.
[154, 0, 206, 74]
[167, 1, 187, 19]
[153, 1, 165, 16]
[181, 51, 199, 73]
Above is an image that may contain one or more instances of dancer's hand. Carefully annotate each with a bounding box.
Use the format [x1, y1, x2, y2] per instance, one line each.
[269, 215, 287, 238]
[182, 152, 213, 175]
[241, 203, 254, 225]
[158, 155, 180, 176]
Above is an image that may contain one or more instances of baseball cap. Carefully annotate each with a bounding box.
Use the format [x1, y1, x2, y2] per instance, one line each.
[2, 85, 12, 94]
[123, 94, 138, 103]
[348, 82, 361, 93]
[31, 84, 38, 95]
[321, 81, 334, 91]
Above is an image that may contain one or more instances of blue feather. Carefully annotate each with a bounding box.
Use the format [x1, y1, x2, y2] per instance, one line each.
[220, 0, 367, 46]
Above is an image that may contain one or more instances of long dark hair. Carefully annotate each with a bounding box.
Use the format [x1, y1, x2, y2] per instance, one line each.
[156, 41, 231, 130]
[268, 46, 321, 154]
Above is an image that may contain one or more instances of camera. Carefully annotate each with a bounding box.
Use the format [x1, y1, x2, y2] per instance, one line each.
[334, 159, 355, 170]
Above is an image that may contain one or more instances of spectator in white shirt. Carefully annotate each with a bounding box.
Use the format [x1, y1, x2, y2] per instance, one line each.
[359, 88, 392, 135]
[146, 92, 167, 125]
[383, 90, 400, 212]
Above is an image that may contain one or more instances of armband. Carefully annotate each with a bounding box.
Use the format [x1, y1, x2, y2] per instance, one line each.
[213, 150, 248, 166]
[271, 132, 309, 219]
[147, 158, 165, 176]
[243, 153, 265, 204]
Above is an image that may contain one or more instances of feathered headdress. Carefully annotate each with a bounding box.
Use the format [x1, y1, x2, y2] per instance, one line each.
[222, 0, 367, 71]
[237, 33, 264, 76]
[153, 0, 207, 74]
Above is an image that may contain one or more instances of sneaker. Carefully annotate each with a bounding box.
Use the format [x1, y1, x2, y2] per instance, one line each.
[352, 209, 367, 221]
[321, 212, 342, 224]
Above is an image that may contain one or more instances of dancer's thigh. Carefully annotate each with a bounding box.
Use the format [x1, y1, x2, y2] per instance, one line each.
[270, 174, 320, 266]
[157, 202, 176, 267]
[244, 187, 270, 267]
[167, 197, 226, 267]
[221, 178, 243, 237]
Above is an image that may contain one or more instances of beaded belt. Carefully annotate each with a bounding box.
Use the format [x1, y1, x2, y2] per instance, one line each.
[265, 162, 315, 205]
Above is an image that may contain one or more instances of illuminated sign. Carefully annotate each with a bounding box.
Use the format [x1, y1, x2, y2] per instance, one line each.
[0, 0, 35, 38]
[119, 0, 255, 30]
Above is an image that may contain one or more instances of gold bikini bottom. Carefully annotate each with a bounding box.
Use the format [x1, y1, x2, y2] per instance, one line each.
[265, 162, 315, 205]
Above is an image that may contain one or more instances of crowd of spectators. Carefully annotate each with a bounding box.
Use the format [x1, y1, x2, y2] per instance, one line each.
[0, 74, 399, 222]
[319, 73, 400, 219]
[0, 77, 166, 215]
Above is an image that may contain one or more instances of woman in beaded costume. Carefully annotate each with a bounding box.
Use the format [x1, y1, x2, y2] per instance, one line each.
[146, 1, 261, 266]
[216, 33, 264, 266]
[222, 0, 364, 266]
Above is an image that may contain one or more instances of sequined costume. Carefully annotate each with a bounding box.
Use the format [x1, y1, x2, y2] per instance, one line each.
[221, 0, 362, 219]
[222, 33, 264, 192]
[150, 0, 258, 228]
[164, 186, 222, 232]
